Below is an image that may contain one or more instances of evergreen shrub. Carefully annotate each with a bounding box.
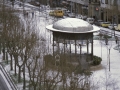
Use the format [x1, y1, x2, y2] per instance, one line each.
[92, 55, 102, 66]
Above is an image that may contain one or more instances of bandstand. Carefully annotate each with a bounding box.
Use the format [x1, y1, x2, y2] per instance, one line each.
[46, 18, 100, 69]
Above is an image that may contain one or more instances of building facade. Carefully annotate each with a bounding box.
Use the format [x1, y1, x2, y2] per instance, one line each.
[67, 0, 89, 15]
[89, 0, 120, 23]
[49, 0, 120, 23]
[88, 0, 100, 20]
[100, 0, 120, 23]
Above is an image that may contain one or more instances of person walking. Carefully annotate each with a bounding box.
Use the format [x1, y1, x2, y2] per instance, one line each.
[115, 36, 118, 44]
[105, 38, 108, 45]
[32, 12, 34, 17]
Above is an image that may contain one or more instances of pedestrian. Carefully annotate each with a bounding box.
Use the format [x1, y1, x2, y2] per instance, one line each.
[19, 3, 21, 7]
[26, 12, 28, 17]
[32, 12, 34, 17]
[115, 36, 118, 44]
[105, 38, 108, 45]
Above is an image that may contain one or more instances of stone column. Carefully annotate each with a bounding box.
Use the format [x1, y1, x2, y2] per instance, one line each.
[80, 4, 82, 14]
[103, 8, 106, 21]
[88, 4, 91, 17]
[106, 8, 108, 21]
[92, 5, 94, 17]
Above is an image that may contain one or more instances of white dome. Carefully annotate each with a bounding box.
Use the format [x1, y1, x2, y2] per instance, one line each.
[46, 18, 100, 33]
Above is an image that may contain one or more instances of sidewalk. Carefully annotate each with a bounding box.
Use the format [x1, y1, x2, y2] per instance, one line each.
[91, 39, 120, 89]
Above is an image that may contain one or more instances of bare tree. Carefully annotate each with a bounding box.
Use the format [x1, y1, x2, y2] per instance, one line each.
[0, 1, 22, 73]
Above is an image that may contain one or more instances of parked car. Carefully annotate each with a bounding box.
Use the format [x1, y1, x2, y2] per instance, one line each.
[94, 20, 103, 26]
[86, 18, 94, 24]
[82, 15, 87, 20]
[76, 15, 87, 20]
[108, 24, 117, 29]
[49, 11, 54, 16]
[62, 9, 70, 16]
[49, 10, 64, 17]
[54, 10, 64, 17]
[75, 14, 82, 19]
[115, 24, 120, 30]
[67, 13, 75, 18]
[101, 22, 111, 28]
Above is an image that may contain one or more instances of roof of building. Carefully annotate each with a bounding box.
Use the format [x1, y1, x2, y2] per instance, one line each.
[46, 18, 100, 33]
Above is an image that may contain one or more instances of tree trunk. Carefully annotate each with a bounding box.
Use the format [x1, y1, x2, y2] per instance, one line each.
[18, 66, 21, 82]
[14, 59, 17, 76]
[10, 54, 13, 70]
[6, 52, 8, 64]
[23, 64, 26, 89]
[13, 54, 18, 76]
[34, 85, 36, 90]
[0, 43, 1, 54]
[2, 48, 5, 60]
[23, 54, 27, 90]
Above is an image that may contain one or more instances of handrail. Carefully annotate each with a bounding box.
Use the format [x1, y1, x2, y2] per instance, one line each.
[0, 64, 18, 90]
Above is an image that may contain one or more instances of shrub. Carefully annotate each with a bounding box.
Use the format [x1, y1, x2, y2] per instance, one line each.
[103, 35, 112, 39]
[92, 55, 102, 66]
[44, 54, 54, 66]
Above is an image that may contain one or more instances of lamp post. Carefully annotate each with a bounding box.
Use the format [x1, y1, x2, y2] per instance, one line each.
[116, 38, 120, 53]
[106, 39, 112, 71]
[108, 48, 110, 71]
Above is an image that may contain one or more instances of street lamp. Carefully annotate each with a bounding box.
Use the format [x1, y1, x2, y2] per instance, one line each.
[105, 39, 112, 71]
[116, 38, 120, 53]
[118, 41, 120, 53]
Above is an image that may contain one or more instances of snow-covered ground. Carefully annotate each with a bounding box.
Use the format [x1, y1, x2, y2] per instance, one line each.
[21, 4, 120, 89]
[1, 2, 120, 90]
[90, 40, 120, 90]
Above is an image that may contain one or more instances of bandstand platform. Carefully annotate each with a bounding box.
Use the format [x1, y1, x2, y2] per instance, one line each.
[46, 18, 100, 70]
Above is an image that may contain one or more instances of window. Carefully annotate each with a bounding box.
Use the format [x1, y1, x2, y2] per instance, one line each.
[89, 0, 91, 3]
[113, 0, 117, 5]
[92, 0, 97, 2]
[90, 0, 100, 3]
[101, 0, 104, 4]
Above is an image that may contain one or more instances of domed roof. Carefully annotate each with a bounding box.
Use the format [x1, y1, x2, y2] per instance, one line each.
[46, 18, 100, 33]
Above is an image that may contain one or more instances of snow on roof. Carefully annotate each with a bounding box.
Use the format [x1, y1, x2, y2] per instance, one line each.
[46, 18, 100, 33]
